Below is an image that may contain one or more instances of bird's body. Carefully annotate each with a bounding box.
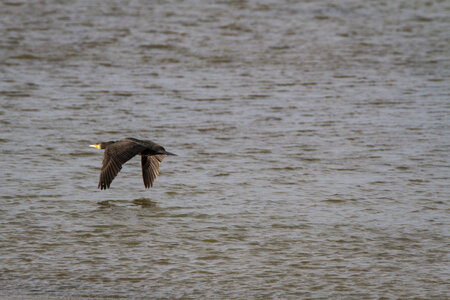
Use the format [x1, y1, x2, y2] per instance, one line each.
[90, 137, 176, 190]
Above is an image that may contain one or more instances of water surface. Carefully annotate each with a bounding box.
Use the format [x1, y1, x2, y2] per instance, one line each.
[0, 0, 449, 298]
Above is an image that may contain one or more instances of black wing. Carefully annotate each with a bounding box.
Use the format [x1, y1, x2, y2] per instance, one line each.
[125, 138, 161, 152]
[141, 154, 166, 188]
[99, 140, 146, 189]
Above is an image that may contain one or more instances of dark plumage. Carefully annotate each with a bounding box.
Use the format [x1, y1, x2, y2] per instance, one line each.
[90, 137, 176, 190]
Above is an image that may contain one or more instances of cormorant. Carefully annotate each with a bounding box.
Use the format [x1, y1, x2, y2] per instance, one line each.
[89, 137, 176, 190]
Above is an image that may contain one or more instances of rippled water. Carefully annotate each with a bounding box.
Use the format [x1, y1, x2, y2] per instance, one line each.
[1, 0, 449, 298]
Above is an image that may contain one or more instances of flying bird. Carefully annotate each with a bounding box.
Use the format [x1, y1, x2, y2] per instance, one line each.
[90, 137, 176, 190]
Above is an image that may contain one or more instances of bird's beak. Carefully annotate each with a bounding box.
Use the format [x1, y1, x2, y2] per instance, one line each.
[165, 151, 177, 156]
[89, 144, 101, 149]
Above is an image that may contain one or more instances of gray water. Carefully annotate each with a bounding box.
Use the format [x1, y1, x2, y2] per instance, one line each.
[1, 0, 449, 298]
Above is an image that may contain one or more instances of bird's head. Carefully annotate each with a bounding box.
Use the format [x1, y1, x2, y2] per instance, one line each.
[89, 141, 116, 150]
[156, 145, 177, 156]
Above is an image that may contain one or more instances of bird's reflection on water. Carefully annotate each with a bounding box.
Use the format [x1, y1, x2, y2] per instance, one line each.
[97, 200, 115, 208]
[97, 198, 157, 208]
[132, 197, 158, 208]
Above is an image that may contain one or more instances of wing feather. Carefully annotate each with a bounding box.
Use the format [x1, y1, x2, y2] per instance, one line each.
[98, 140, 146, 189]
[141, 154, 166, 188]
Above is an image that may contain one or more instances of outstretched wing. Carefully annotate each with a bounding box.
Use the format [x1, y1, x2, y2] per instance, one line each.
[99, 140, 146, 189]
[141, 154, 166, 188]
